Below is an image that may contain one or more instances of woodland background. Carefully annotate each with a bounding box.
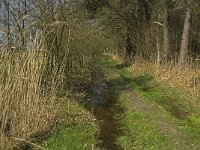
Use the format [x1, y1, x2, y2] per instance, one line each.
[0, 0, 200, 149]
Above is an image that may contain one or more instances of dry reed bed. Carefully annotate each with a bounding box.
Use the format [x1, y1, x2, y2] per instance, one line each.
[0, 43, 65, 149]
[131, 57, 200, 107]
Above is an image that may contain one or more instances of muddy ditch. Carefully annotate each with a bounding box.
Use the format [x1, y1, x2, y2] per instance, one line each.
[83, 68, 126, 150]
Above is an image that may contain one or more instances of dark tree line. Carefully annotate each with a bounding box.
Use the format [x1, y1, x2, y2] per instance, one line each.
[83, 0, 200, 67]
[1, 0, 200, 67]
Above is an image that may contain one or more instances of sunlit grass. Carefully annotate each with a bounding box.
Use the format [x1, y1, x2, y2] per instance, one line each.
[103, 54, 200, 149]
[116, 94, 174, 150]
[39, 99, 99, 150]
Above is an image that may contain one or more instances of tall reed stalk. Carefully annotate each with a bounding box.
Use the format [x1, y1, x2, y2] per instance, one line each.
[0, 33, 62, 149]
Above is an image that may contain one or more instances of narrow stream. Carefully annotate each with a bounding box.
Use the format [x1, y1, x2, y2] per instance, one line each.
[84, 69, 124, 150]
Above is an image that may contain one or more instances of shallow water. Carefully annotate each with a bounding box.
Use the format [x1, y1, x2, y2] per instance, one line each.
[85, 69, 124, 150]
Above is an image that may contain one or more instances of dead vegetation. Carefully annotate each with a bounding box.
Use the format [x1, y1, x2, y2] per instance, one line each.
[112, 54, 200, 110]
[131, 57, 200, 107]
[0, 38, 59, 149]
[0, 19, 110, 149]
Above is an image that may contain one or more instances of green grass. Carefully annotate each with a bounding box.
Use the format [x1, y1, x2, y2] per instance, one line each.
[108, 57, 190, 104]
[180, 125, 200, 145]
[96, 55, 188, 108]
[95, 56, 175, 149]
[37, 99, 99, 150]
[120, 71, 187, 103]
[188, 113, 200, 128]
[100, 55, 200, 149]
[42, 124, 97, 150]
[116, 94, 174, 150]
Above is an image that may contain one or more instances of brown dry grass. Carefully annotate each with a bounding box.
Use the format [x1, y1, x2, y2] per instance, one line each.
[112, 54, 200, 108]
[0, 34, 67, 149]
[131, 57, 200, 107]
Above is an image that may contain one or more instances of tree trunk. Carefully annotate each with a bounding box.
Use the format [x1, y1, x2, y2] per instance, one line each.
[125, 23, 136, 63]
[157, 28, 161, 65]
[3, 1, 10, 47]
[22, 0, 27, 47]
[125, 26, 134, 62]
[163, 0, 170, 64]
[179, 1, 192, 67]
[163, 11, 170, 63]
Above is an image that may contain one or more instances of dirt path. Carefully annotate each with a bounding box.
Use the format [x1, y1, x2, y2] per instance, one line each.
[105, 67, 198, 149]
[106, 65, 200, 150]
[109, 66, 200, 150]
[125, 89, 192, 149]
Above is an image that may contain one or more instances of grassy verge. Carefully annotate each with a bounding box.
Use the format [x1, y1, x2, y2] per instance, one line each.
[97, 56, 175, 149]
[105, 55, 200, 121]
[102, 55, 200, 149]
[43, 124, 97, 150]
[119, 67, 200, 128]
[116, 94, 175, 150]
[36, 97, 99, 150]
